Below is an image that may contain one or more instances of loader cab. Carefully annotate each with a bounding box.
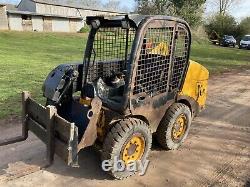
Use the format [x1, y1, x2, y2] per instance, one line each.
[82, 15, 191, 123]
[81, 16, 137, 112]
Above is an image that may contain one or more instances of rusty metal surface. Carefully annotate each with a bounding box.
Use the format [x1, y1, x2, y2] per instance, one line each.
[77, 97, 102, 152]
[129, 93, 176, 132]
[177, 95, 200, 117]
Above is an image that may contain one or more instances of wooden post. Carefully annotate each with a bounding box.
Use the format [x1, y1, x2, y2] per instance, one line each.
[46, 105, 57, 166]
[22, 91, 30, 140]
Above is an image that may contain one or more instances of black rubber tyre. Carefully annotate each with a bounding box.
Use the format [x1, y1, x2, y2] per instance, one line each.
[101, 118, 152, 179]
[156, 103, 192, 150]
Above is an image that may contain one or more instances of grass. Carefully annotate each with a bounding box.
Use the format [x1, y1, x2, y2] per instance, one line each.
[0, 31, 250, 119]
[0, 31, 87, 118]
[191, 39, 250, 73]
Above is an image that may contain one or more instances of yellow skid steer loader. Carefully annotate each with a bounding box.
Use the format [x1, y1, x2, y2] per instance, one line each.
[0, 15, 209, 179]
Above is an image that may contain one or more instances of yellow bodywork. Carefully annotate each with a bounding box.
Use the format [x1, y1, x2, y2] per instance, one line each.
[150, 42, 170, 56]
[179, 60, 209, 109]
[122, 135, 145, 164]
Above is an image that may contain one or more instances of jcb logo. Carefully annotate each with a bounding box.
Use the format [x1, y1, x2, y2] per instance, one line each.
[196, 81, 208, 108]
[196, 82, 206, 98]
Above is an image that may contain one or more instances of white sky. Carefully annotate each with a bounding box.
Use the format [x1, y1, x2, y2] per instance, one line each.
[205, 0, 250, 21]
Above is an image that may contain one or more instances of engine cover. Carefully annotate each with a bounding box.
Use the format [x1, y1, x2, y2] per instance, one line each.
[43, 64, 80, 103]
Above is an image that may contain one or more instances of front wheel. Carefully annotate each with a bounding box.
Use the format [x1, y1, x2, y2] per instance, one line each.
[156, 103, 192, 150]
[102, 118, 152, 179]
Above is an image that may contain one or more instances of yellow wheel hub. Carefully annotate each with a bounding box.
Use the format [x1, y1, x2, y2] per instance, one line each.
[122, 135, 145, 164]
[172, 114, 187, 141]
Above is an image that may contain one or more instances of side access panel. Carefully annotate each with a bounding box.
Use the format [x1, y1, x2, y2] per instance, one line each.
[179, 60, 209, 110]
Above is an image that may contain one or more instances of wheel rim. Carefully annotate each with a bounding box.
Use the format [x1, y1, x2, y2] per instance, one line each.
[122, 134, 145, 164]
[172, 114, 187, 142]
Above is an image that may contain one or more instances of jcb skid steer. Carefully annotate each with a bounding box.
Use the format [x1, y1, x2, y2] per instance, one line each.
[0, 15, 209, 179]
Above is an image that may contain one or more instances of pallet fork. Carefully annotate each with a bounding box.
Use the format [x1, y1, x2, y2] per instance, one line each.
[0, 91, 102, 167]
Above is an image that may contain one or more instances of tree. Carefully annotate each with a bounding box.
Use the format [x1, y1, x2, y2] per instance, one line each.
[237, 17, 250, 38]
[136, 1, 164, 14]
[170, 0, 206, 27]
[208, 0, 242, 15]
[135, 0, 206, 27]
[205, 13, 238, 37]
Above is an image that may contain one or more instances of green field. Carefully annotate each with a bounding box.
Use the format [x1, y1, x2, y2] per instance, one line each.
[0, 31, 250, 119]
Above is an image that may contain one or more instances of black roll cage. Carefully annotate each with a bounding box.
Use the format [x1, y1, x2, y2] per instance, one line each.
[82, 15, 192, 114]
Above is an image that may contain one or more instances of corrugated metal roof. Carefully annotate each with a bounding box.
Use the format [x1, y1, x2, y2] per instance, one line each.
[0, 3, 17, 10]
[6, 4, 17, 10]
[7, 9, 82, 19]
[30, 0, 124, 13]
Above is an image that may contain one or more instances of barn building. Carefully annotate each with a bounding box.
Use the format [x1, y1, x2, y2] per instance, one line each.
[0, 0, 124, 32]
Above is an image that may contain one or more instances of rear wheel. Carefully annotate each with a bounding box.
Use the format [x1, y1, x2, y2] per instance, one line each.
[102, 118, 152, 179]
[156, 103, 191, 150]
